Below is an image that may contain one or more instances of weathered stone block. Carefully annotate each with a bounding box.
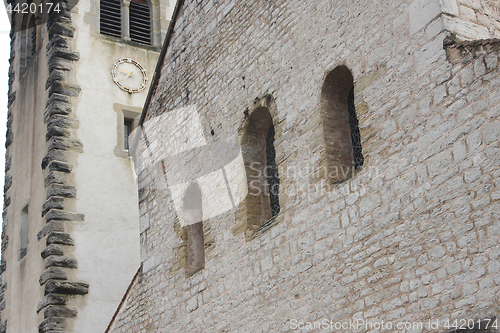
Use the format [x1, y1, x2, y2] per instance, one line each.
[46, 233, 74, 246]
[37, 221, 65, 241]
[409, 0, 442, 34]
[38, 317, 64, 333]
[45, 126, 71, 141]
[41, 244, 64, 259]
[45, 93, 71, 108]
[46, 35, 69, 51]
[47, 56, 73, 72]
[47, 47, 80, 64]
[45, 69, 65, 90]
[48, 22, 75, 38]
[44, 305, 77, 318]
[44, 255, 77, 269]
[49, 137, 83, 153]
[44, 209, 84, 222]
[483, 120, 500, 145]
[48, 81, 81, 97]
[44, 172, 68, 188]
[46, 185, 76, 199]
[37, 294, 67, 313]
[39, 267, 68, 285]
[44, 280, 89, 296]
[41, 150, 68, 169]
[42, 197, 65, 217]
[48, 160, 73, 173]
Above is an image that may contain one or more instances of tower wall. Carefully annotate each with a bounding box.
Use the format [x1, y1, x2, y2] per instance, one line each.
[1, 0, 174, 332]
[108, 0, 500, 331]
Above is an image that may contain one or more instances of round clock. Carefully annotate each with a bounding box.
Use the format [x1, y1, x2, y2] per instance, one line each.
[111, 58, 148, 93]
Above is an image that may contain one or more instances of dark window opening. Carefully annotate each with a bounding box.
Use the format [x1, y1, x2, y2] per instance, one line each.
[18, 204, 29, 260]
[130, 0, 151, 45]
[29, 18, 36, 56]
[347, 87, 364, 170]
[266, 123, 280, 217]
[124, 119, 132, 150]
[100, 0, 121, 38]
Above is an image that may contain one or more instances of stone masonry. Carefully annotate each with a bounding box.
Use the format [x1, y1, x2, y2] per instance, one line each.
[108, 0, 500, 331]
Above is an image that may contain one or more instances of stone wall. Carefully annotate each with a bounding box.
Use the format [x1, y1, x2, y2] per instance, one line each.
[441, 0, 500, 40]
[108, 0, 500, 331]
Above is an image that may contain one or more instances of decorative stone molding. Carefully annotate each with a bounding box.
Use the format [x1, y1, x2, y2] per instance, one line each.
[36, 2, 89, 332]
[445, 37, 500, 63]
[0, 9, 17, 333]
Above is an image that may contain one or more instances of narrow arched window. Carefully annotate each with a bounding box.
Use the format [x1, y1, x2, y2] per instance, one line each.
[266, 123, 280, 217]
[130, 0, 151, 45]
[241, 99, 280, 232]
[100, 0, 122, 38]
[182, 182, 204, 275]
[321, 66, 364, 183]
[348, 87, 364, 170]
[28, 16, 37, 56]
[19, 13, 38, 72]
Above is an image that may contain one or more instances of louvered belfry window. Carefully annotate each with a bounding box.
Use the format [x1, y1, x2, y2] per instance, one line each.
[130, 0, 151, 45]
[100, 0, 151, 45]
[100, 0, 121, 38]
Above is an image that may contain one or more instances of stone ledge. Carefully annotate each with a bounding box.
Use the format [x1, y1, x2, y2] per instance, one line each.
[445, 37, 500, 64]
[44, 209, 84, 222]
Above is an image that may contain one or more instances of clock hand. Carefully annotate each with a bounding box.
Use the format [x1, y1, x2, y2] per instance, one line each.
[119, 73, 132, 82]
[119, 68, 135, 77]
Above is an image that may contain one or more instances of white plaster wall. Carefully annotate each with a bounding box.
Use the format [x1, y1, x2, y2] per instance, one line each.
[65, 0, 173, 332]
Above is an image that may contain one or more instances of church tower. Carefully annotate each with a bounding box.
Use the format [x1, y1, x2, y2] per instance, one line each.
[0, 0, 174, 331]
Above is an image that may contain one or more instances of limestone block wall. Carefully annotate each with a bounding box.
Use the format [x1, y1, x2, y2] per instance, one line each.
[440, 0, 500, 39]
[108, 0, 500, 331]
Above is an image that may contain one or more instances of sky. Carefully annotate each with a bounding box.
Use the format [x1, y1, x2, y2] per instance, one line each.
[0, 6, 8, 191]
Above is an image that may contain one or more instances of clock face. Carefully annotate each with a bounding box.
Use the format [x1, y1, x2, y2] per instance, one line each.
[111, 58, 148, 93]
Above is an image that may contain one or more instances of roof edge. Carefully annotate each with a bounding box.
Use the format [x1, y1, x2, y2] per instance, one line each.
[139, 0, 185, 127]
